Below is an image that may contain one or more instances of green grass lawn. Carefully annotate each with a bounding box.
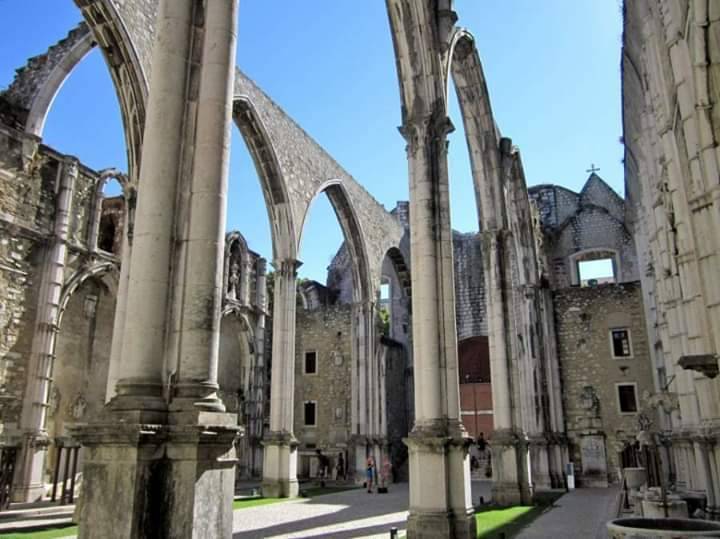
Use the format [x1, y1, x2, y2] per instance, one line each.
[0, 524, 78, 539]
[232, 496, 285, 510]
[475, 505, 541, 538]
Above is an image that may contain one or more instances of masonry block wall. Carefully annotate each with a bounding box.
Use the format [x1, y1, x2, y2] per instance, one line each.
[294, 304, 353, 477]
[0, 122, 115, 442]
[554, 282, 655, 483]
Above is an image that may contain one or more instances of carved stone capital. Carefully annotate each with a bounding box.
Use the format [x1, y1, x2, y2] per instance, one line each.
[262, 430, 299, 448]
[271, 258, 302, 278]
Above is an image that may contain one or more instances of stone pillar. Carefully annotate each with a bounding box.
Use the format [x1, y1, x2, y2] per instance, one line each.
[479, 138, 524, 505]
[105, 194, 132, 402]
[261, 258, 300, 498]
[694, 439, 716, 511]
[14, 155, 77, 502]
[75, 1, 241, 537]
[251, 258, 267, 476]
[528, 436, 552, 490]
[169, 0, 238, 414]
[402, 111, 475, 539]
[111, 0, 194, 412]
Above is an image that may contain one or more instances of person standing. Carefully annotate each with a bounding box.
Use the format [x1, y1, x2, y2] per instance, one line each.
[366, 457, 375, 493]
[337, 452, 346, 481]
[316, 449, 330, 487]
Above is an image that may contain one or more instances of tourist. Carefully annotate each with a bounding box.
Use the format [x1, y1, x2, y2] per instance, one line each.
[366, 456, 375, 493]
[316, 449, 330, 487]
[337, 452, 346, 481]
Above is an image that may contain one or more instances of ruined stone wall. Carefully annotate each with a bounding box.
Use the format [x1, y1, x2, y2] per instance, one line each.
[0, 124, 115, 441]
[293, 304, 352, 476]
[554, 282, 655, 483]
[50, 277, 116, 437]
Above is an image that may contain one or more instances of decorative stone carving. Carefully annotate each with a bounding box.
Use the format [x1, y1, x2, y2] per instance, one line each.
[48, 386, 61, 418]
[332, 351, 343, 366]
[228, 260, 240, 300]
[69, 394, 87, 420]
[580, 385, 600, 417]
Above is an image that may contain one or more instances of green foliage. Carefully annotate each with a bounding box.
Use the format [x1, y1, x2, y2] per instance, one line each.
[0, 525, 78, 539]
[232, 496, 285, 510]
[378, 307, 390, 336]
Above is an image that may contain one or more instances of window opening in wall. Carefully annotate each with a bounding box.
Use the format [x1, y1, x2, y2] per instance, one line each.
[304, 401, 316, 426]
[304, 351, 317, 374]
[617, 383, 638, 413]
[610, 328, 632, 358]
[379, 279, 391, 337]
[98, 214, 117, 253]
[578, 258, 615, 286]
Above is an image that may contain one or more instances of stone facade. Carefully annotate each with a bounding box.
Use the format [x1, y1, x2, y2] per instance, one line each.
[293, 303, 352, 477]
[530, 176, 639, 289]
[554, 283, 655, 485]
[623, 0, 720, 514]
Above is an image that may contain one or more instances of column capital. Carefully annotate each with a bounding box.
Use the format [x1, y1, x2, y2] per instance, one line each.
[398, 108, 455, 156]
[271, 258, 302, 277]
[262, 430, 299, 448]
[256, 257, 268, 275]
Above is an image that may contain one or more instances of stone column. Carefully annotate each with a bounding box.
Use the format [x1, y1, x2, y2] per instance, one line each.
[252, 258, 268, 476]
[14, 155, 77, 502]
[169, 0, 238, 414]
[105, 191, 133, 402]
[110, 0, 195, 412]
[402, 112, 475, 539]
[261, 258, 300, 497]
[75, 1, 241, 537]
[480, 138, 524, 505]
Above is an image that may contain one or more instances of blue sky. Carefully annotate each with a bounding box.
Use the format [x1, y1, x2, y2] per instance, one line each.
[0, 1, 623, 283]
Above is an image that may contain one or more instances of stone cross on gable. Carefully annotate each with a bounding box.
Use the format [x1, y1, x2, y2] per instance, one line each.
[586, 163, 601, 174]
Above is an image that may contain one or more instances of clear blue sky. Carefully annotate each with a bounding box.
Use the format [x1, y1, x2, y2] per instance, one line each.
[0, 1, 623, 283]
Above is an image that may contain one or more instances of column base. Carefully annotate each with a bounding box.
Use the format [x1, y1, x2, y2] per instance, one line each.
[489, 429, 529, 505]
[71, 409, 240, 539]
[12, 433, 49, 503]
[491, 482, 523, 505]
[261, 431, 299, 498]
[405, 424, 475, 538]
[407, 509, 476, 539]
[261, 477, 299, 498]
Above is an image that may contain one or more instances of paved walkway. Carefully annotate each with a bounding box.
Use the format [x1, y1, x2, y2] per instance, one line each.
[232, 481, 491, 539]
[515, 487, 620, 539]
[0, 483, 620, 539]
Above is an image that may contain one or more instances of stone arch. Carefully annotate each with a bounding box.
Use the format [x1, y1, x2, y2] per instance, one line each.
[3, 13, 147, 180]
[23, 29, 96, 137]
[300, 181, 372, 304]
[382, 246, 412, 300]
[87, 169, 132, 254]
[447, 28, 503, 229]
[57, 262, 119, 330]
[232, 97, 296, 262]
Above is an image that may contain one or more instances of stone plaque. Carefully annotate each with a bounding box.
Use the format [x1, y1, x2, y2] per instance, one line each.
[581, 434, 607, 478]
